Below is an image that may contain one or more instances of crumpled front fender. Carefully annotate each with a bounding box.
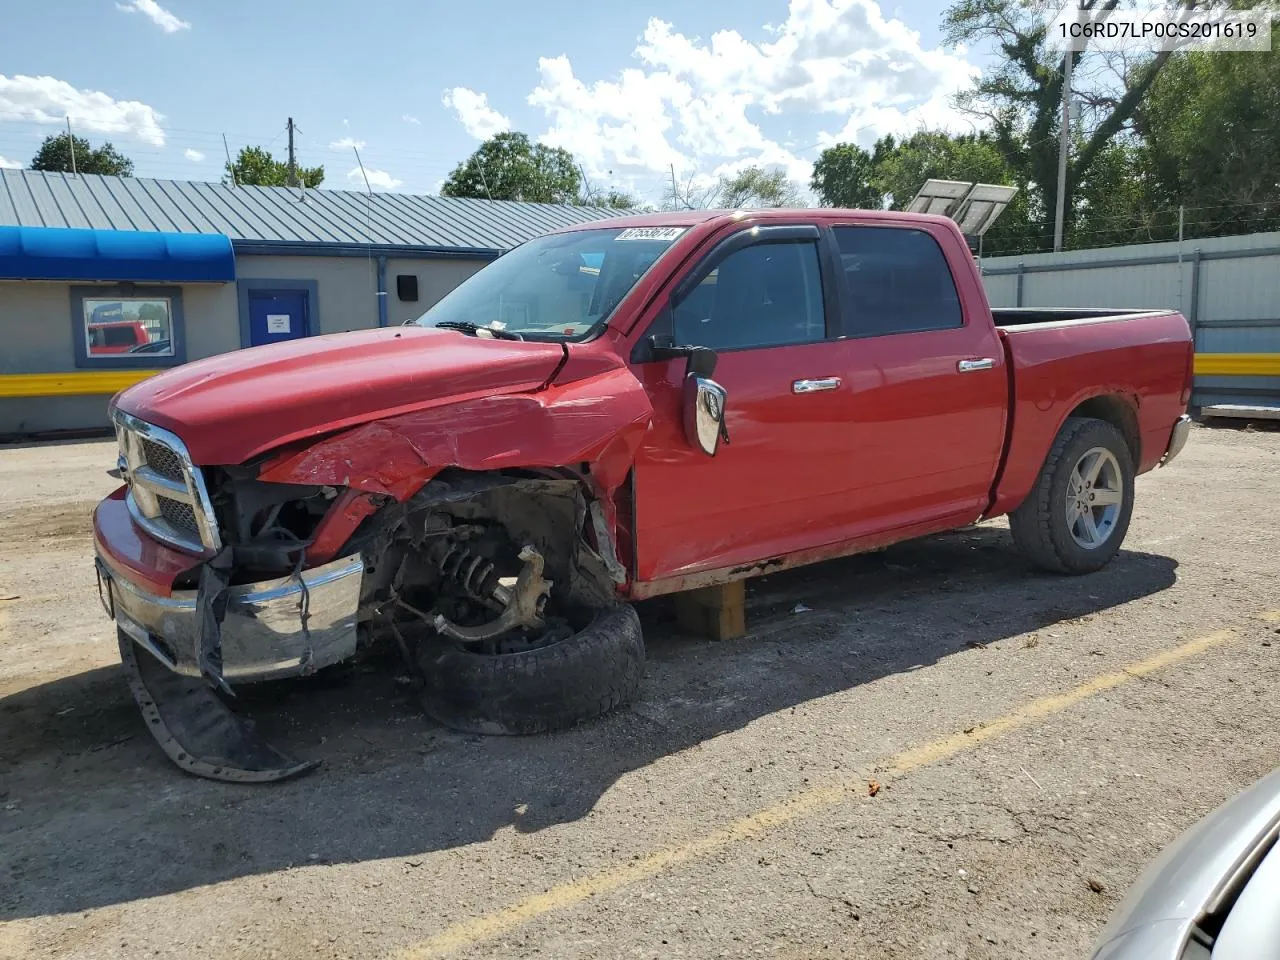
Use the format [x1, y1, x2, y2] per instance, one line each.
[257, 366, 654, 501]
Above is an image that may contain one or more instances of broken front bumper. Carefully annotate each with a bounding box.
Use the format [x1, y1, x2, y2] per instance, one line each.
[96, 552, 365, 683]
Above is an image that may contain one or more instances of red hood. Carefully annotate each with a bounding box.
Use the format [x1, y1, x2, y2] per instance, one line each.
[114, 327, 566, 464]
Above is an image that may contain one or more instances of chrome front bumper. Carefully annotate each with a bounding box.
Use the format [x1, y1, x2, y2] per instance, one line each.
[1160, 414, 1193, 467]
[96, 553, 364, 682]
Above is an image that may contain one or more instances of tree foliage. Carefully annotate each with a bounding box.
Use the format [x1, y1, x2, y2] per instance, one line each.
[811, 131, 1035, 252]
[809, 142, 888, 210]
[442, 132, 581, 204]
[715, 166, 805, 208]
[660, 165, 805, 210]
[225, 146, 324, 188]
[30, 133, 134, 176]
[1135, 26, 1280, 238]
[939, 0, 1205, 247]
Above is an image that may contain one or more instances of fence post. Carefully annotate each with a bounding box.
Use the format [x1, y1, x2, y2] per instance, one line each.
[1188, 249, 1202, 338]
[1015, 262, 1025, 307]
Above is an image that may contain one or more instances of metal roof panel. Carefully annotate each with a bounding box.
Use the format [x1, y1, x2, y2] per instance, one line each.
[0, 170, 623, 251]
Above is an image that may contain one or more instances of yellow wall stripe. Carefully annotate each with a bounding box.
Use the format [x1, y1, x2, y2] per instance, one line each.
[1194, 353, 1280, 377]
[0, 353, 1275, 399]
[0, 370, 159, 399]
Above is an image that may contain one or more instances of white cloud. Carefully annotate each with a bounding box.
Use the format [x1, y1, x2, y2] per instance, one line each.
[441, 88, 511, 140]
[0, 155, 21, 169]
[402, 114, 421, 125]
[329, 136, 366, 151]
[477, 1, 980, 198]
[0, 74, 166, 145]
[115, 0, 190, 33]
[346, 166, 402, 191]
[183, 147, 204, 162]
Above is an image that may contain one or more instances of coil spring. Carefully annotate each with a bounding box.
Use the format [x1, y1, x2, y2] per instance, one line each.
[434, 542, 499, 601]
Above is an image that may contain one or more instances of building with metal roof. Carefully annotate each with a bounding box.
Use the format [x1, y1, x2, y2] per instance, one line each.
[0, 170, 621, 436]
[0, 169, 619, 254]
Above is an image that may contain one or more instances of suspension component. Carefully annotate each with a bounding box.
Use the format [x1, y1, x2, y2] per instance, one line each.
[430, 541, 507, 605]
[432, 545, 552, 644]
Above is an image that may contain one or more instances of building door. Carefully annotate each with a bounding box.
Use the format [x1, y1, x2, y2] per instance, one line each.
[247, 289, 310, 347]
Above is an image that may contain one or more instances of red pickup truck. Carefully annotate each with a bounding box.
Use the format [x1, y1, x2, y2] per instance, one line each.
[93, 209, 1194, 780]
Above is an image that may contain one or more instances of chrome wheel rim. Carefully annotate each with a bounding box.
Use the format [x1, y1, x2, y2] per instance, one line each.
[1066, 447, 1124, 550]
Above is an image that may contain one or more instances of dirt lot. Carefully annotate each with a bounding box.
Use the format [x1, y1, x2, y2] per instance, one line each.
[2, 424, 1279, 960]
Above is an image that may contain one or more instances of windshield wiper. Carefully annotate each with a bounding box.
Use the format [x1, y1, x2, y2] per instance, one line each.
[432, 320, 525, 341]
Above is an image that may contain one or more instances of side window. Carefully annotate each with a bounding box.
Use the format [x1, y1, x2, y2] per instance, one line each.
[833, 226, 963, 337]
[672, 241, 825, 351]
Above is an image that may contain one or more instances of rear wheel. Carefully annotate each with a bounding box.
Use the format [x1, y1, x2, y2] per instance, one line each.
[1009, 417, 1135, 574]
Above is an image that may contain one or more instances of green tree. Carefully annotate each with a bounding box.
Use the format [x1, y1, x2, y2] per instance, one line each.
[810, 142, 887, 209]
[578, 176, 640, 209]
[715, 165, 805, 208]
[225, 146, 324, 188]
[941, 0, 1204, 248]
[1135, 28, 1280, 239]
[442, 132, 581, 204]
[811, 130, 1035, 253]
[30, 133, 134, 176]
[601, 188, 639, 210]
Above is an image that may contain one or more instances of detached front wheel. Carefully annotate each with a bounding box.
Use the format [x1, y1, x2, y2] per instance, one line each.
[1009, 416, 1135, 574]
[416, 603, 645, 735]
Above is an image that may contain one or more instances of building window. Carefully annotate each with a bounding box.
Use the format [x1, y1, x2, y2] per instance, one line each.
[83, 297, 174, 357]
[70, 285, 187, 368]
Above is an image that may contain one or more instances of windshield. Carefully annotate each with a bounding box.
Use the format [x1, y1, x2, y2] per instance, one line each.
[411, 226, 685, 340]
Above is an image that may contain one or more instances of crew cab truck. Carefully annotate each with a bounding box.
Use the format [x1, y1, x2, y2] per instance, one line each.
[92, 209, 1195, 781]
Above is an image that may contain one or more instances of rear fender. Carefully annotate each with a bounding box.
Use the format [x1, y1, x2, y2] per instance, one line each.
[988, 388, 1140, 518]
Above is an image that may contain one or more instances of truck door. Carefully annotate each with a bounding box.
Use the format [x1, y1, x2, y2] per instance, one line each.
[629, 225, 865, 583]
[826, 222, 1006, 531]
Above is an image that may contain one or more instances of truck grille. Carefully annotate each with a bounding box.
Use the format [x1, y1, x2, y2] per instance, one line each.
[112, 410, 221, 554]
[140, 438, 185, 482]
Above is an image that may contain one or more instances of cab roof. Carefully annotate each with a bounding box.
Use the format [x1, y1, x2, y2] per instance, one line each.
[549, 207, 962, 234]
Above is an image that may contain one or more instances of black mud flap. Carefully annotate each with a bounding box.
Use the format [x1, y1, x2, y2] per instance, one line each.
[118, 631, 319, 784]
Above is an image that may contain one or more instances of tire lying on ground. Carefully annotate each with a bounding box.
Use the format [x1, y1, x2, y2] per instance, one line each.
[1010, 415, 1136, 575]
[416, 603, 645, 735]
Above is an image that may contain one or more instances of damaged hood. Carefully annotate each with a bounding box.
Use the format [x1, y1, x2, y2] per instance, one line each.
[114, 326, 566, 464]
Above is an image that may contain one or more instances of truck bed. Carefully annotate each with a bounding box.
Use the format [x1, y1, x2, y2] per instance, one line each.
[987, 308, 1194, 518]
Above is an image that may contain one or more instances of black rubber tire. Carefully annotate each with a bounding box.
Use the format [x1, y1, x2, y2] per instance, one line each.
[1008, 417, 1136, 575]
[416, 603, 645, 735]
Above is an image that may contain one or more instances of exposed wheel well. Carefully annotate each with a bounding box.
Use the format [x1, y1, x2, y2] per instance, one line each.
[1068, 395, 1140, 465]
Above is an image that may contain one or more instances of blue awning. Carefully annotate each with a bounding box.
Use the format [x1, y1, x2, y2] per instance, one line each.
[0, 226, 235, 283]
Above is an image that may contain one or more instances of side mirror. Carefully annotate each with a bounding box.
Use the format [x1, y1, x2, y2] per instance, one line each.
[647, 332, 729, 456]
[682, 373, 729, 457]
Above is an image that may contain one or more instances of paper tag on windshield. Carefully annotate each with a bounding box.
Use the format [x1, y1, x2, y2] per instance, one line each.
[615, 227, 686, 242]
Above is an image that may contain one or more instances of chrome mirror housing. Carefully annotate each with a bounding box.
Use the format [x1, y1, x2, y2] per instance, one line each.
[682, 373, 729, 456]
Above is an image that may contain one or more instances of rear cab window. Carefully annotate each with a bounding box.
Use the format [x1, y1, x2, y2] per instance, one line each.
[833, 226, 964, 337]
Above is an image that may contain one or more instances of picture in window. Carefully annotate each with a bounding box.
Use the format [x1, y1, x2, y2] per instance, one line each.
[83, 298, 174, 357]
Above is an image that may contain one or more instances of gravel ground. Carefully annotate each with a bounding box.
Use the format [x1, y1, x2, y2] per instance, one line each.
[1, 423, 1279, 960]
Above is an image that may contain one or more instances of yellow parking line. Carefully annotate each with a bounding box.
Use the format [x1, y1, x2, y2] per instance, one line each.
[392, 621, 1261, 959]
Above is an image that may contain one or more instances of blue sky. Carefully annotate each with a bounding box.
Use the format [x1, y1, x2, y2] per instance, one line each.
[0, 0, 991, 204]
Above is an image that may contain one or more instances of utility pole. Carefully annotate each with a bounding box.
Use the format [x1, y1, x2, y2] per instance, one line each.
[670, 163, 679, 210]
[286, 117, 299, 187]
[223, 134, 238, 187]
[1053, 2, 1091, 253]
[66, 117, 77, 176]
[1053, 48, 1072, 253]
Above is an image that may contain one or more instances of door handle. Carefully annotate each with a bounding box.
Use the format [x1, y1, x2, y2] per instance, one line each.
[957, 358, 996, 373]
[792, 377, 841, 394]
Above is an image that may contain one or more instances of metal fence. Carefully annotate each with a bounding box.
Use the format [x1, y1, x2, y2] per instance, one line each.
[980, 230, 1280, 410]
